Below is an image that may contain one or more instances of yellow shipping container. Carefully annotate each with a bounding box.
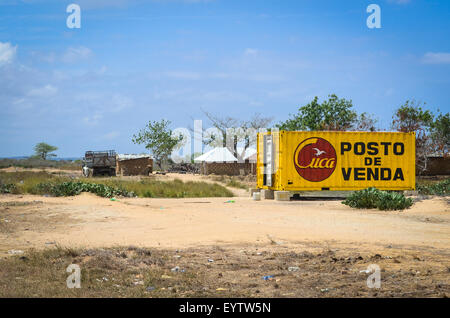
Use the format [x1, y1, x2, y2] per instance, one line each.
[257, 131, 415, 191]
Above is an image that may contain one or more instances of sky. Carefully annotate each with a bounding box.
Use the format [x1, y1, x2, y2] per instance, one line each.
[0, 0, 449, 157]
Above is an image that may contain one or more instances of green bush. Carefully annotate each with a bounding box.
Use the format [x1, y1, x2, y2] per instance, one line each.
[0, 182, 16, 194]
[416, 179, 449, 196]
[33, 181, 136, 198]
[343, 187, 413, 211]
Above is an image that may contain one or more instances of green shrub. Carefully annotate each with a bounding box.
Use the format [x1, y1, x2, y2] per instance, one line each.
[416, 179, 449, 196]
[343, 187, 413, 211]
[376, 191, 414, 210]
[33, 181, 136, 198]
[0, 182, 16, 194]
[343, 187, 380, 209]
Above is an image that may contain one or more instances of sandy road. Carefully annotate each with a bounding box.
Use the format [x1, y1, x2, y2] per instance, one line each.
[0, 193, 449, 255]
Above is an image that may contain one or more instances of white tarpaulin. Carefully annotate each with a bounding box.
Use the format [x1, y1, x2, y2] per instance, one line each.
[194, 147, 237, 163]
[236, 147, 256, 161]
[194, 147, 256, 163]
[117, 154, 152, 161]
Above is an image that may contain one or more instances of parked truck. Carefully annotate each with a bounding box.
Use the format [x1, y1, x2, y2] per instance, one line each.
[82, 150, 117, 177]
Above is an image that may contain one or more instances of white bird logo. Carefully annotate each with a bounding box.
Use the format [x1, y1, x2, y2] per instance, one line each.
[313, 148, 326, 156]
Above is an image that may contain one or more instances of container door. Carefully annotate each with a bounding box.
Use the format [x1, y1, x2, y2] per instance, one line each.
[263, 135, 274, 187]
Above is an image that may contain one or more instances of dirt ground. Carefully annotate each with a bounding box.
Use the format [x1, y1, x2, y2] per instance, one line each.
[0, 171, 449, 297]
[1, 191, 449, 251]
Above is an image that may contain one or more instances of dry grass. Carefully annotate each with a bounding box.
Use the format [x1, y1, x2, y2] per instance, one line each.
[0, 171, 233, 198]
[93, 178, 234, 198]
[0, 171, 70, 195]
[0, 245, 448, 298]
[209, 175, 253, 190]
[0, 246, 243, 297]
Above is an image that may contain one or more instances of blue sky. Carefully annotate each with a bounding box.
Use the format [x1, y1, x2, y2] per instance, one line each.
[0, 0, 449, 157]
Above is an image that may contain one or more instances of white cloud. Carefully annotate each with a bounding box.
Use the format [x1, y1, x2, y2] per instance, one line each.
[83, 113, 103, 125]
[27, 84, 58, 98]
[74, 92, 133, 114]
[30, 50, 56, 63]
[52, 70, 70, 81]
[11, 98, 33, 111]
[98, 66, 108, 75]
[244, 48, 258, 56]
[62, 46, 93, 63]
[422, 52, 450, 64]
[385, 88, 395, 96]
[111, 94, 134, 111]
[0, 42, 17, 66]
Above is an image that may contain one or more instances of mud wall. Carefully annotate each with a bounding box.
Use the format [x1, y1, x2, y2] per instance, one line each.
[200, 162, 256, 176]
[419, 157, 450, 176]
[116, 158, 153, 176]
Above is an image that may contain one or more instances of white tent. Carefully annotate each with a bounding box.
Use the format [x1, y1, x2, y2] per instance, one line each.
[236, 147, 256, 161]
[194, 147, 257, 163]
[194, 147, 237, 163]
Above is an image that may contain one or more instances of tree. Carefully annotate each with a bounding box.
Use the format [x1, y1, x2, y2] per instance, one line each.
[132, 119, 183, 170]
[242, 113, 274, 148]
[392, 100, 434, 133]
[202, 109, 240, 149]
[34, 142, 58, 160]
[391, 100, 434, 174]
[430, 111, 450, 157]
[353, 112, 378, 132]
[201, 110, 273, 160]
[276, 94, 358, 131]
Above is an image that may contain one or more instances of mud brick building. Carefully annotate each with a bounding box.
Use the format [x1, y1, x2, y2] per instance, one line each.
[195, 147, 256, 176]
[116, 154, 153, 176]
[419, 155, 450, 176]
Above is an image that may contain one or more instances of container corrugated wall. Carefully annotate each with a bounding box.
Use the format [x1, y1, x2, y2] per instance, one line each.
[257, 131, 415, 191]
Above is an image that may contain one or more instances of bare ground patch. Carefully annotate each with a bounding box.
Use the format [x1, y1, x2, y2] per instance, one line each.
[0, 244, 448, 297]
